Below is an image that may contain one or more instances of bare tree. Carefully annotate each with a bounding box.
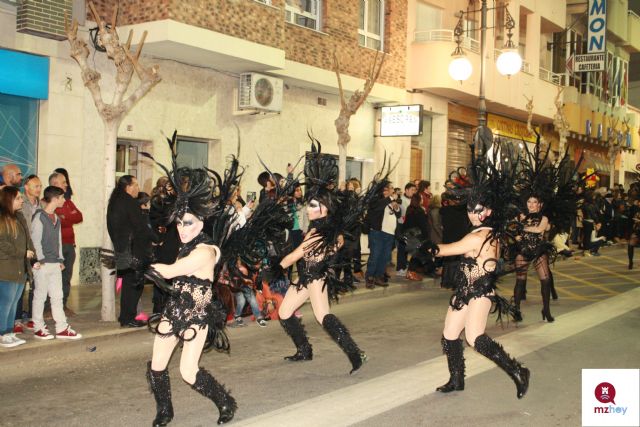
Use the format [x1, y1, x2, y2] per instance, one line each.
[552, 87, 570, 154]
[65, 2, 161, 321]
[333, 50, 385, 183]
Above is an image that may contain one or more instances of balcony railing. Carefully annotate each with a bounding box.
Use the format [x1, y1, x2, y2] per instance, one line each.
[414, 29, 480, 54]
[539, 67, 565, 86]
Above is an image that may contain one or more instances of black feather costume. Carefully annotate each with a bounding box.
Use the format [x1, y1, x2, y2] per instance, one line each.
[140, 131, 230, 353]
[293, 135, 394, 301]
[442, 137, 522, 322]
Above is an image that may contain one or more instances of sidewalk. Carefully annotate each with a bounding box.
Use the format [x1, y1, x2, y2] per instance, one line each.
[1, 275, 434, 356]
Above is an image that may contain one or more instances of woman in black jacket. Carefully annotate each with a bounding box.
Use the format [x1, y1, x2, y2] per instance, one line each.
[403, 194, 430, 280]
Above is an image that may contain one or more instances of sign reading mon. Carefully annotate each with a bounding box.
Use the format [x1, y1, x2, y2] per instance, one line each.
[588, 0, 606, 53]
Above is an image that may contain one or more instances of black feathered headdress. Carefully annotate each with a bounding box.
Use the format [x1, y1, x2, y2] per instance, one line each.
[141, 131, 214, 223]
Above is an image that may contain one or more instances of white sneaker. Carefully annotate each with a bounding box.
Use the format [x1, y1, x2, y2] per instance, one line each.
[8, 333, 26, 345]
[0, 334, 21, 348]
[257, 319, 267, 328]
[395, 269, 407, 277]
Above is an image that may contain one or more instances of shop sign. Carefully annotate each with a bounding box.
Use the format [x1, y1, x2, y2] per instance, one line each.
[588, 0, 606, 53]
[487, 114, 538, 143]
[575, 53, 605, 72]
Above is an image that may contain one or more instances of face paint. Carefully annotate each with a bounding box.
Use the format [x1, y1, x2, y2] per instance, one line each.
[306, 199, 326, 220]
[176, 213, 203, 243]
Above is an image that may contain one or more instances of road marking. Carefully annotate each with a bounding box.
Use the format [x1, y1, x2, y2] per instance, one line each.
[552, 270, 619, 296]
[234, 288, 640, 427]
[574, 259, 640, 285]
[599, 255, 628, 266]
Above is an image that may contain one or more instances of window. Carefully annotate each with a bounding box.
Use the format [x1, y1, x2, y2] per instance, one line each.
[359, 0, 384, 50]
[176, 137, 209, 169]
[253, 0, 272, 5]
[285, 0, 321, 31]
[415, 2, 442, 32]
[0, 93, 38, 178]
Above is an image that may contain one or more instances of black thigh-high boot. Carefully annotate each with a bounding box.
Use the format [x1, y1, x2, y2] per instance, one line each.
[280, 316, 313, 361]
[474, 334, 530, 399]
[628, 245, 634, 270]
[436, 337, 465, 393]
[190, 368, 237, 425]
[322, 314, 367, 374]
[549, 271, 558, 300]
[146, 362, 174, 427]
[512, 279, 526, 321]
[540, 278, 555, 322]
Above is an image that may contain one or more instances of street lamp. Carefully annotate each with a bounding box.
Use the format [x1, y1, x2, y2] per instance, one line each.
[448, 0, 522, 152]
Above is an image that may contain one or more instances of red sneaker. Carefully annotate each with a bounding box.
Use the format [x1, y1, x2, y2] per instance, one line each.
[56, 327, 82, 340]
[34, 329, 54, 340]
[25, 320, 35, 331]
[13, 323, 24, 334]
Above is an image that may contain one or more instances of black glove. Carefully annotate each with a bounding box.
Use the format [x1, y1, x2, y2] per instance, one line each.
[144, 266, 177, 296]
[419, 240, 440, 257]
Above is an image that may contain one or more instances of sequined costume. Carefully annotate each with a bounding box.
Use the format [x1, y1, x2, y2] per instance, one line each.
[516, 214, 554, 262]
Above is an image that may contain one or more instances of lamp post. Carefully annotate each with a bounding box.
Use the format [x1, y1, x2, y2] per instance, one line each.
[448, 0, 522, 154]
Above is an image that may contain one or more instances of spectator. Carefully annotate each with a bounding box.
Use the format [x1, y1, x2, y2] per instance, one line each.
[395, 182, 417, 277]
[428, 194, 443, 244]
[439, 192, 471, 289]
[581, 192, 599, 253]
[288, 184, 307, 279]
[31, 186, 82, 340]
[21, 175, 42, 230]
[0, 186, 34, 348]
[107, 175, 153, 328]
[587, 222, 607, 256]
[13, 174, 41, 329]
[0, 163, 23, 188]
[403, 194, 430, 281]
[347, 178, 364, 282]
[418, 180, 432, 213]
[132, 192, 159, 321]
[49, 171, 83, 315]
[365, 183, 400, 288]
[149, 177, 179, 314]
[54, 168, 74, 200]
[552, 232, 573, 258]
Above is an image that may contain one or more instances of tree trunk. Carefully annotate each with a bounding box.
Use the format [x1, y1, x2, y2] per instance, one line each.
[101, 121, 119, 321]
[338, 143, 347, 184]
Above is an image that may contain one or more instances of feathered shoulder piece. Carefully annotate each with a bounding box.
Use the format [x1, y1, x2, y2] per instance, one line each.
[515, 131, 556, 208]
[446, 135, 521, 242]
[304, 132, 339, 209]
[141, 131, 214, 224]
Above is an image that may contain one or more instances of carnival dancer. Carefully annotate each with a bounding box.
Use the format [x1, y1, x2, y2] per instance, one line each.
[426, 140, 529, 399]
[512, 136, 580, 322]
[141, 133, 236, 426]
[267, 139, 390, 375]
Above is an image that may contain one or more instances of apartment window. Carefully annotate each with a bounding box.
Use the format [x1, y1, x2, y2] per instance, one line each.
[359, 0, 384, 50]
[285, 0, 321, 31]
[415, 2, 442, 32]
[177, 137, 210, 169]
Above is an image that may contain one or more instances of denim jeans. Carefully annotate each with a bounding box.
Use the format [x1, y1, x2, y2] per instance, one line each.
[366, 229, 395, 278]
[234, 287, 262, 319]
[0, 281, 25, 335]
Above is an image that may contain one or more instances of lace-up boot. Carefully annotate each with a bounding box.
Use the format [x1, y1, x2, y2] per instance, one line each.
[436, 336, 465, 393]
[474, 334, 530, 399]
[322, 314, 367, 374]
[280, 316, 313, 361]
[190, 368, 236, 425]
[146, 362, 174, 426]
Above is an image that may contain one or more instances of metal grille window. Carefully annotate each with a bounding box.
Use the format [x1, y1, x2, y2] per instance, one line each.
[358, 0, 384, 50]
[447, 122, 473, 175]
[285, 0, 321, 31]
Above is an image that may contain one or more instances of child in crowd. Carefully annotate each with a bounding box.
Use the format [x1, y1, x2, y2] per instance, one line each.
[588, 222, 607, 256]
[31, 186, 82, 340]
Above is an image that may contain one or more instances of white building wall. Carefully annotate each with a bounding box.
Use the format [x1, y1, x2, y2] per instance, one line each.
[1, 8, 380, 284]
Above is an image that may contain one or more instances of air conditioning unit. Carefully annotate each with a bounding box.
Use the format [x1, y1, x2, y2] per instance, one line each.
[238, 73, 283, 112]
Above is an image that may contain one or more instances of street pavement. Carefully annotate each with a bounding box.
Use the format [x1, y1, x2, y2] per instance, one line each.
[1, 244, 639, 427]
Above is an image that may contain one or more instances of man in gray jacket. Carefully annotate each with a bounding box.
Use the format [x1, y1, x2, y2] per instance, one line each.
[31, 186, 82, 340]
